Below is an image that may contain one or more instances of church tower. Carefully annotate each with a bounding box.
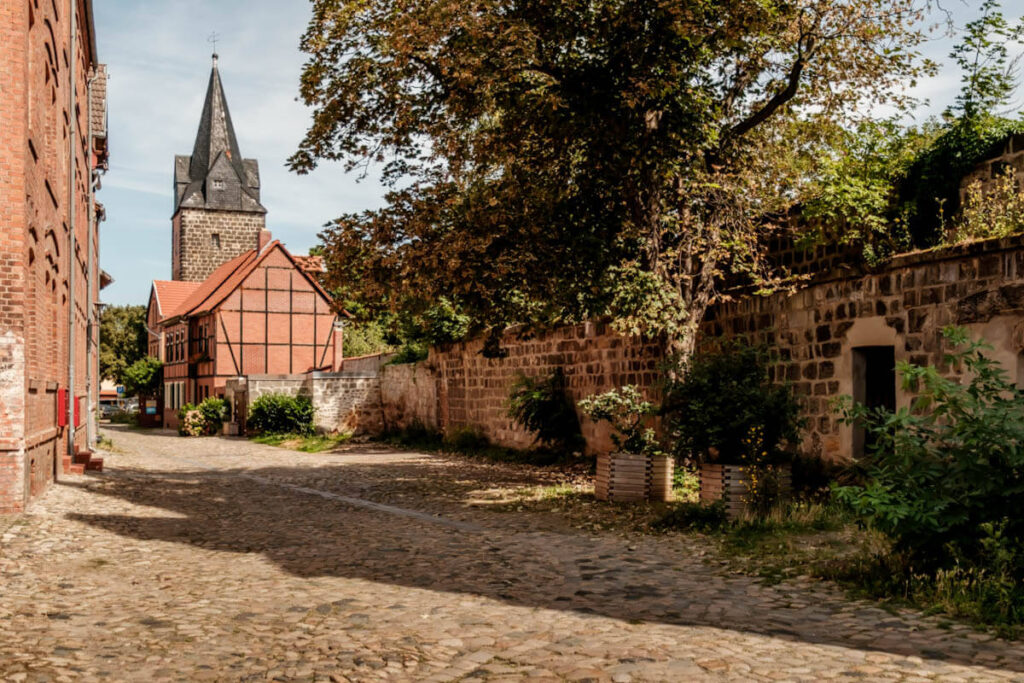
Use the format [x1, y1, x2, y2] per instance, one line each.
[171, 55, 267, 281]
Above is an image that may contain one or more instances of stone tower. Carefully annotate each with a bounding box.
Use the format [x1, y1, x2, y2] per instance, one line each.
[172, 55, 266, 282]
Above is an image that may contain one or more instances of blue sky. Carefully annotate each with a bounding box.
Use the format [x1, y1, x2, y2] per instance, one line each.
[94, 1, 1023, 306]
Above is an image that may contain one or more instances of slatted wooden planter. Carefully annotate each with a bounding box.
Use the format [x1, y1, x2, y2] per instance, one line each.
[700, 463, 792, 519]
[595, 452, 674, 503]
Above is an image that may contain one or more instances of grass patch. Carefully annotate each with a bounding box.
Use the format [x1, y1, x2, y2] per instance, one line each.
[96, 434, 115, 450]
[252, 432, 352, 453]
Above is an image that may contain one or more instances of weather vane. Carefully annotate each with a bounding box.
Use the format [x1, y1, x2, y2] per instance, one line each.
[208, 31, 220, 58]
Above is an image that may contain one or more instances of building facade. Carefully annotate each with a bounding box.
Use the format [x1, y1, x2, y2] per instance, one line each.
[147, 58, 343, 430]
[147, 235, 342, 429]
[0, 0, 109, 513]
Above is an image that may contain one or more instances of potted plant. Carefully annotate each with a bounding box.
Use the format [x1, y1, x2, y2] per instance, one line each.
[664, 342, 803, 518]
[578, 385, 673, 502]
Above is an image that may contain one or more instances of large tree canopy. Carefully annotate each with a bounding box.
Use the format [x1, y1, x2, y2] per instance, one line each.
[293, 0, 931, 356]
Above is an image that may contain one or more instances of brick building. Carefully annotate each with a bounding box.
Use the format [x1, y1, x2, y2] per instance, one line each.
[146, 58, 343, 429]
[0, 0, 109, 513]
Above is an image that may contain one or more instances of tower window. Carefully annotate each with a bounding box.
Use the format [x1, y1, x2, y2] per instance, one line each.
[211, 233, 221, 248]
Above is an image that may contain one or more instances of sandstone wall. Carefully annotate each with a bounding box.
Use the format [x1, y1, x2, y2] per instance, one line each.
[374, 236, 1024, 462]
[309, 372, 383, 435]
[379, 362, 439, 432]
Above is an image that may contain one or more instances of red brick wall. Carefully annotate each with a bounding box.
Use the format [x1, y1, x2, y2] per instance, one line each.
[1, 0, 102, 512]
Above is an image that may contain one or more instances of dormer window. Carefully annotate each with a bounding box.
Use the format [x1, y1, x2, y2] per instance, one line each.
[211, 179, 225, 190]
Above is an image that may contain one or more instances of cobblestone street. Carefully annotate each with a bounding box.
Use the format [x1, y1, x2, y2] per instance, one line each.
[1, 427, 1022, 682]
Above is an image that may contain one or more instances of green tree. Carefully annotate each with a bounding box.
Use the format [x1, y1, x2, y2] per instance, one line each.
[948, 0, 1024, 120]
[121, 357, 163, 397]
[294, 0, 931, 361]
[99, 304, 148, 384]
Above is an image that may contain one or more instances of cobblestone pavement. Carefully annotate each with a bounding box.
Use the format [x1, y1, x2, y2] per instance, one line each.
[1, 427, 1023, 682]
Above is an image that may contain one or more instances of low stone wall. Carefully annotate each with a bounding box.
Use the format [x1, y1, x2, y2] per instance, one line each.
[380, 362, 439, 432]
[309, 372, 383, 435]
[341, 352, 395, 374]
[240, 372, 383, 435]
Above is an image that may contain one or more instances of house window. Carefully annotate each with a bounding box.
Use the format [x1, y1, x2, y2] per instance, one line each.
[211, 233, 220, 248]
[212, 179, 225, 190]
[852, 346, 896, 458]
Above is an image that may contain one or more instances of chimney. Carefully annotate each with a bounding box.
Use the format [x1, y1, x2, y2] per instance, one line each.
[258, 229, 272, 251]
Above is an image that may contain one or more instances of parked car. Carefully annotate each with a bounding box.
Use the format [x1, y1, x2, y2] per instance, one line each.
[99, 402, 119, 418]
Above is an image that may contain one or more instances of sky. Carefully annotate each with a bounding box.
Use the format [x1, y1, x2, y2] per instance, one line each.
[93, 0, 1024, 307]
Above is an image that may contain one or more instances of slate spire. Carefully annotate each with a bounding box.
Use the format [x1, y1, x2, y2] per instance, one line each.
[174, 55, 265, 214]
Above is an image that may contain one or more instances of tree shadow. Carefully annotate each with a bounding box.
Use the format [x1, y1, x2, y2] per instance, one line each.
[61, 460, 1023, 673]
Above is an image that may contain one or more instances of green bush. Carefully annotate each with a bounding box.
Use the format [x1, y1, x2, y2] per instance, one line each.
[835, 326, 1024, 580]
[247, 393, 315, 436]
[506, 369, 584, 454]
[199, 398, 227, 434]
[578, 385, 660, 456]
[664, 342, 803, 466]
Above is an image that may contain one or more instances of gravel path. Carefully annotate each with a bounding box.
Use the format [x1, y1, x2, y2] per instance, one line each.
[0, 426, 1021, 682]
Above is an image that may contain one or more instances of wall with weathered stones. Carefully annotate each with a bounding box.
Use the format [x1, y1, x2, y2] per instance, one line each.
[172, 208, 264, 282]
[309, 372, 383, 435]
[379, 362, 439, 432]
[706, 234, 1024, 461]
[373, 236, 1024, 462]
[238, 372, 383, 435]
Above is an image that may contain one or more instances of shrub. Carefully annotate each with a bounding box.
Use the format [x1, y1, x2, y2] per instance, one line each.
[506, 369, 584, 454]
[835, 326, 1024, 579]
[663, 342, 803, 466]
[177, 404, 205, 437]
[199, 397, 227, 434]
[578, 385, 661, 456]
[247, 393, 315, 435]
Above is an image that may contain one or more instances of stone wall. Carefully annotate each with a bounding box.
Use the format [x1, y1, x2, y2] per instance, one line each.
[341, 353, 395, 374]
[240, 372, 383, 435]
[309, 372, 383, 435]
[705, 234, 1024, 460]
[173, 208, 265, 282]
[420, 323, 662, 453]
[380, 362, 439, 432]
[373, 236, 1024, 462]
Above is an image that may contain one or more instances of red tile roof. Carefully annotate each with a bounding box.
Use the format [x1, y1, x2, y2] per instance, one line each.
[159, 241, 340, 324]
[152, 280, 202, 321]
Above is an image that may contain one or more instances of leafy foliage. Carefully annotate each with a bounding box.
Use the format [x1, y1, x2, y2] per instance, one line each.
[950, 167, 1024, 243]
[295, 0, 930, 357]
[947, 0, 1024, 120]
[247, 393, 316, 436]
[578, 386, 660, 456]
[120, 357, 163, 398]
[506, 369, 584, 454]
[899, 114, 1024, 245]
[664, 343, 803, 466]
[176, 397, 227, 437]
[99, 305, 148, 384]
[342, 320, 394, 358]
[835, 327, 1024, 580]
[801, 120, 933, 263]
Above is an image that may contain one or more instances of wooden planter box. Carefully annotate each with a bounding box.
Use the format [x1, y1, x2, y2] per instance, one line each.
[596, 452, 674, 503]
[700, 462, 792, 519]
